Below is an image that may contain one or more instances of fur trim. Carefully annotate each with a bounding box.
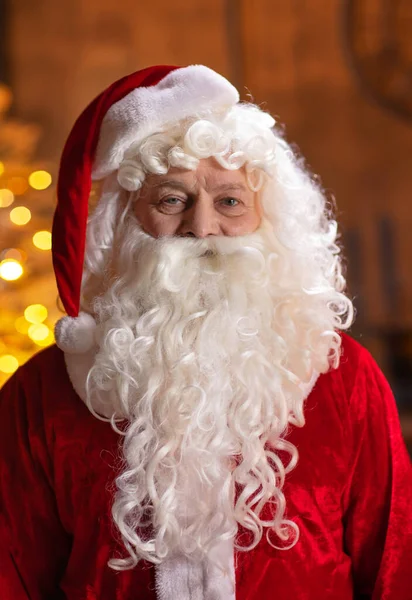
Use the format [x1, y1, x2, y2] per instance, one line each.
[92, 65, 239, 179]
[64, 348, 115, 418]
[155, 538, 235, 600]
[55, 312, 97, 354]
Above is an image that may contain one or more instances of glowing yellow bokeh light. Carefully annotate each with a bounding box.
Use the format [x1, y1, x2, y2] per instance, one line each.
[7, 176, 28, 196]
[28, 323, 50, 342]
[0, 259, 23, 281]
[29, 170, 52, 190]
[33, 230, 52, 250]
[0, 355, 19, 374]
[3, 248, 24, 261]
[34, 329, 55, 347]
[24, 304, 48, 324]
[0, 188, 14, 208]
[0, 161, 4, 176]
[15, 316, 30, 334]
[10, 206, 31, 225]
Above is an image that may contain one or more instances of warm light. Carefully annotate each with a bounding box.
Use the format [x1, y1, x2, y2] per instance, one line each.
[0, 161, 4, 175]
[3, 248, 24, 262]
[29, 170, 52, 190]
[10, 206, 31, 225]
[0, 188, 14, 207]
[0, 355, 19, 374]
[0, 259, 23, 281]
[24, 304, 48, 324]
[34, 329, 55, 347]
[15, 316, 30, 334]
[33, 230, 52, 250]
[28, 323, 49, 342]
[0, 84, 12, 113]
[7, 176, 28, 196]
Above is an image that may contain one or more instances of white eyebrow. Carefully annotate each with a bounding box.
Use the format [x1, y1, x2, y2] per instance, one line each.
[152, 181, 248, 193]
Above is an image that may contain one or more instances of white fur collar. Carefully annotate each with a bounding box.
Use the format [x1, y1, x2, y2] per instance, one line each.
[155, 539, 235, 600]
[64, 346, 114, 417]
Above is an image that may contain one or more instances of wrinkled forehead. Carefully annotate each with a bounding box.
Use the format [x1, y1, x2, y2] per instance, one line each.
[142, 158, 252, 193]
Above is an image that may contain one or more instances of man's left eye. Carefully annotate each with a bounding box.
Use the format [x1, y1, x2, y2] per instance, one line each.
[221, 197, 239, 207]
[164, 197, 182, 204]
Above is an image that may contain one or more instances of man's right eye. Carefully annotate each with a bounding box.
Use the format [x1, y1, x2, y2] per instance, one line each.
[157, 196, 186, 213]
[163, 197, 182, 205]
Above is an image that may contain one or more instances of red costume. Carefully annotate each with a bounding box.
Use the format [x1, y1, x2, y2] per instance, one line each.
[1, 334, 411, 599]
[1, 65, 411, 599]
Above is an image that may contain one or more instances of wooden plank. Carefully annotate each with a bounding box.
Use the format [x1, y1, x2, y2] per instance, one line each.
[0, 0, 10, 84]
[240, 0, 300, 126]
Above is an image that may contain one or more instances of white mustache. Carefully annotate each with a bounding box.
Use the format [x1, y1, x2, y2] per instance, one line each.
[155, 228, 267, 257]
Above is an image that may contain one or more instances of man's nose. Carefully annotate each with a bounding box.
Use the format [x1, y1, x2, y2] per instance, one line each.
[179, 196, 220, 238]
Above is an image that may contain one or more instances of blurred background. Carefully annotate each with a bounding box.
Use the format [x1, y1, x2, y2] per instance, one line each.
[0, 0, 411, 448]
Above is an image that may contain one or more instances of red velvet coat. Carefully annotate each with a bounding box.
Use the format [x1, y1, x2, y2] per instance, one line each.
[0, 334, 411, 599]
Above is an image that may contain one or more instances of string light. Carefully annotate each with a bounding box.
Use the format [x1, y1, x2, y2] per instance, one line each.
[34, 329, 55, 347]
[29, 170, 52, 190]
[0, 355, 19, 374]
[15, 316, 30, 334]
[0, 259, 23, 281]
[10, 206, 31, 225]
[0, 83, 58, 385]
[28, 323, 49, 342]
[3, 248, 25, 262]
[33, 230, 52, 250]
[0, 189, 14, 208]
[24, 304, 48, 324]
[7, 176, 28, 196]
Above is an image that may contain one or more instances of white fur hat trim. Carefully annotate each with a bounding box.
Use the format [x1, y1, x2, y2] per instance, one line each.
[92, 65, 240, 180]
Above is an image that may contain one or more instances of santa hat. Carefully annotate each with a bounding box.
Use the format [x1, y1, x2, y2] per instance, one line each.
[53, 65, 239, 354]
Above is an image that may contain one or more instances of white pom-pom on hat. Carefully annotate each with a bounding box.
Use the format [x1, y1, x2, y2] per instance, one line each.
[54, 312, 97, 354]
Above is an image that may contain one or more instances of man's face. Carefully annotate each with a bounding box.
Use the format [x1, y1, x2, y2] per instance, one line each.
[134, 157, 262, 238]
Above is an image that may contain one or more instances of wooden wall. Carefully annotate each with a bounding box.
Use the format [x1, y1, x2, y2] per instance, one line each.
[7, 0, 412, 362]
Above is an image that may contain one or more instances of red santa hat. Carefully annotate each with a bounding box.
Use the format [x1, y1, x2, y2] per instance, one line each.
[52, 65, 240, 354]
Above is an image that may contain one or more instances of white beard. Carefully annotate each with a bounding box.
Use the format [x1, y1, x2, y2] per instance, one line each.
[84, 215, 340, 568]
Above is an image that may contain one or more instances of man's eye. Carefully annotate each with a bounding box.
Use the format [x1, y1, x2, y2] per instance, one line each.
[221, 197, 239, 207]
[163, 197, 183, 205]
[157, 196, 186, 214]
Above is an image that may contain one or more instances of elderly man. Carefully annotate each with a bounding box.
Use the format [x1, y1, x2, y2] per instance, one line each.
[0, 65, 411, 600]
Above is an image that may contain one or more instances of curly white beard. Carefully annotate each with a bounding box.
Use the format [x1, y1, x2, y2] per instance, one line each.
[84, 213, 344, 569]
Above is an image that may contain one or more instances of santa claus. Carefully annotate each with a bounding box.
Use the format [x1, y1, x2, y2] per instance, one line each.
[0, 65, 411, 600]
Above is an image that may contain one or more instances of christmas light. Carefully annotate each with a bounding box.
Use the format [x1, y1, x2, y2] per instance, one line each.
[0, 259, 23, 281]
[34, 329, 55, 347]
[10, 206, 31, 225]
[24, 304, 48, 324]
[28, 323, 49, 342]
[0, 189, 14, 208]
[33, 230, 52, 250]
[7, 176, 28, 196]
[15, 316, 30, 334]
[0, 83, 59, 385]
[3, 248, 25, 262]
[29, 170, 52, 190]
[0, 355, 19, 374]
